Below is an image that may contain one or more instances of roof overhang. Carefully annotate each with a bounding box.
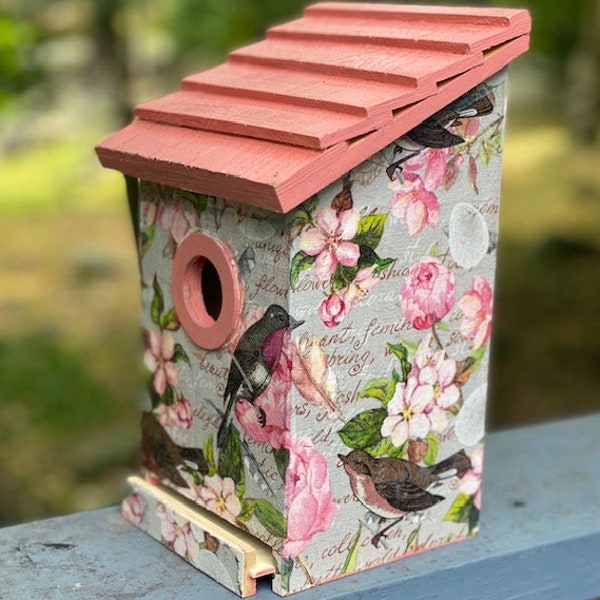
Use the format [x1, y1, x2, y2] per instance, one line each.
[96, 3, 531, 213]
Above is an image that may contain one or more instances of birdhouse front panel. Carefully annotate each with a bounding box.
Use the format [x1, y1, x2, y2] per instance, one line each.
[136, 181, 292, 529]
[96, 3, 530, 596]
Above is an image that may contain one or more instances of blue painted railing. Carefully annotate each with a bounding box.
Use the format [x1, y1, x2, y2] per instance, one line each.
[2, 414, 599, 599]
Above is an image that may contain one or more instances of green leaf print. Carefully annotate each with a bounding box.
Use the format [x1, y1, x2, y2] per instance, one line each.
[423, 432, 439, 466]
[353, 214, 388, 249]
[151, 275, 164, 327]
[340, 524, 362, 574]
[387, 342, 411, 382]
[217, 426, 244, 486]
[173, 343, 190, 366]
[359, 378, 390, 403]
[338, 408, 387, 450]
[444, 491, 480, 535]
[252, 499, 288, 539]
[159, 307, 180, 331]
[290, 251, 317, 289]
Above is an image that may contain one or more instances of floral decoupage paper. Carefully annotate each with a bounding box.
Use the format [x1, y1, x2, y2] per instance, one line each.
[127, 70, 508, 596]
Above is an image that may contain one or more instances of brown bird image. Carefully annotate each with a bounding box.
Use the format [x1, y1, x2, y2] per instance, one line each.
[339, 448, 471, 546]
[142, 411, 208, 488]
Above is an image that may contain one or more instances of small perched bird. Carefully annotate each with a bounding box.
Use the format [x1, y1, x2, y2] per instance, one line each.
[217, 304, 303, 448]
[142, 411, 208, 487]
[386, 84, 495, 180]
[339, 448, 471, 546]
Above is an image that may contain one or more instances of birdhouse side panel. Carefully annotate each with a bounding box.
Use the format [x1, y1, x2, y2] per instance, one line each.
[275, 70, 507, 595]
[137, 181, 293, 549]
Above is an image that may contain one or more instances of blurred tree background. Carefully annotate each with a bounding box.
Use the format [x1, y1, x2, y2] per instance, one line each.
[1, 0, 599, 527]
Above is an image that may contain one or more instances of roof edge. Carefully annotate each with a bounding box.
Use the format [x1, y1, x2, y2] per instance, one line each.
[274, 33, 531, 212]
[95, 33, 529, 215]
[95, 3, 531, 214]
[305, 3, 531, 28]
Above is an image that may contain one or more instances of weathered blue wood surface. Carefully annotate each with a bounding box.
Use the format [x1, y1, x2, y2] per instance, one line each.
[2, 414, 599, 600]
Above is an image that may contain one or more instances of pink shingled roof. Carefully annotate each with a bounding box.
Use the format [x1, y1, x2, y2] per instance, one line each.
[96, 2, 531, 213]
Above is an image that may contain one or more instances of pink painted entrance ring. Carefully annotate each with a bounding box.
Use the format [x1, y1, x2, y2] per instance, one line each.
[172, 232, 242, 350]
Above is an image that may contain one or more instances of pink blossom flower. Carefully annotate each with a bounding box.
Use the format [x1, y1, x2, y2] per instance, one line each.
[142, 200, 159, 228]
[317, 267, 381, 328]
[157, 503, 200, 559]
[389, 172, 440, 236]
[154, 397, 193, 429]
[459, 446, 484, 510]
[381, 377, 432, 447]
[298, 207, 360, 282]
[144, 329, 179, 396]
[160, 199, 198, 244]
[458, 276, 493, 349]
[318, 292, 347, 328]
[282, 437, 338, 558]
[410, 336, 460, 432]
[193, 474, 242, 524]
[400, 256, 455, 330]
[404, 147, 450, 191]
[122, 493, 146, 526]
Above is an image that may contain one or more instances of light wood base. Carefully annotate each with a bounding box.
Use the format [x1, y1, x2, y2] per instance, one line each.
[123, 476, 276, 597]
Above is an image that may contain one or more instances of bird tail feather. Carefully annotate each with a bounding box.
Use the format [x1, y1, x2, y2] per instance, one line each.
[429, 449, 472, 479]
[217, 393, 236, 449]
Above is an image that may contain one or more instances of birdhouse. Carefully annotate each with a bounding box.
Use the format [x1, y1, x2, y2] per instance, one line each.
[96, 3, 531, 597]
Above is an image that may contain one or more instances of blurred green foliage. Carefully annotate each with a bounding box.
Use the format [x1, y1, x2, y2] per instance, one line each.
[0, 12, 41, 107]
[170, 0, 304, 56]
[1, 1, 598, 108]
[496, 0, 591, 60]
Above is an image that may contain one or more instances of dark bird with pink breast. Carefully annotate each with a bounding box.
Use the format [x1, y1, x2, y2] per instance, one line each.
[217, 304, 303, 448]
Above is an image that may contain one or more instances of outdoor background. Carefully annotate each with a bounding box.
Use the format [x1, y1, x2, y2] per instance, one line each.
[1, 0, 599, 527]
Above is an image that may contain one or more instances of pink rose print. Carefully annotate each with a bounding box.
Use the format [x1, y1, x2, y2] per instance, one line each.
[282, 437, 338, 558]
[193, 474, 242, 524]
[459, 446, 484, 510]
[400, 256, 455, 330]
[144, 329, 179, 395]
[236, 395, 288, 448]
[458, 276, 493, 349]
[160, 198, 198, 244]
[298, 207, 360, 282]
[154, 397, 193, 429]
[234, 341, 292, 449]
[122, 493, 146, 526]
[381, 376, 432, 447]
[318, 292, 347, 328]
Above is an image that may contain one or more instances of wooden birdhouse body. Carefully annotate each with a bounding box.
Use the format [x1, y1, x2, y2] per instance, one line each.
[97, 3, 530, 596]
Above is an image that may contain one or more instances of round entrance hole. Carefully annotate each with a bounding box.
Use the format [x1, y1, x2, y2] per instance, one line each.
[172, 232, 242, 350]
[184, 257, 223, 326]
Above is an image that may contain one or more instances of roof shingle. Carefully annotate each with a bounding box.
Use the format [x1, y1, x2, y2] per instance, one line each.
[96, 2, 531, 213]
